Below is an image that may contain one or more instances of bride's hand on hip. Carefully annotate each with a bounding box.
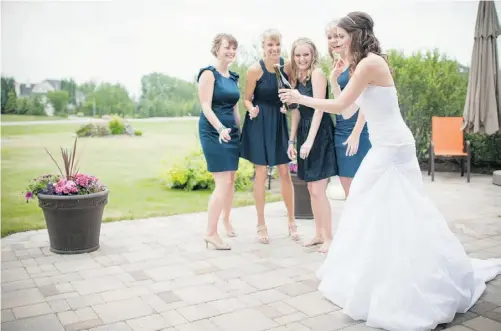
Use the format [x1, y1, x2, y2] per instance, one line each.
[279, 89, 301, 104]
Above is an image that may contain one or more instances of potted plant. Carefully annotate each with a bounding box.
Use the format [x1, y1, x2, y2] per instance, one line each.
[25, 137, 108, 254]
[289, 161, 313, 219]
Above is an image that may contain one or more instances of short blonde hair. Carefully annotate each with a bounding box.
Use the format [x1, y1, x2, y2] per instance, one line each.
[325, 19, 341, 61]
[325, 19, 340, 35]
[261, 29, 282, 58]
[261, 29, 282, 45]
[211, 33, 238, 57]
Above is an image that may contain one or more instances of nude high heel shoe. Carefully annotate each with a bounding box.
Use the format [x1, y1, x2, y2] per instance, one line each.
[204, 236, 231, 250]
[288, 223, 300, 241]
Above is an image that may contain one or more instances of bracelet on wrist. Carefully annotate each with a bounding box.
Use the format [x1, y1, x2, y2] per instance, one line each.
[217, 125, 227, 134]
[288, 140, 295, 145]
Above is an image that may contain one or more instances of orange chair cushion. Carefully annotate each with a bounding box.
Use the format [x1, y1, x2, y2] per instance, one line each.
[431, 117, 466, 156]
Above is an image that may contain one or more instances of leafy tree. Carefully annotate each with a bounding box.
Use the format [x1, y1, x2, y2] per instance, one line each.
[61, 78, 78, 105]
[82, 83, 135, 117]
[1, 76, 16, 113]
[4, 90, 18, 114]
[16, 97, 29, 115]
[27, 95, 46, 116]
[47, 90, 70, 116]
[138, 73, 198, 118]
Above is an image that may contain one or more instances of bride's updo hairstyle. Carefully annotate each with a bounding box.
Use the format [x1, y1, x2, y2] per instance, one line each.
[337, 11, 387, 74]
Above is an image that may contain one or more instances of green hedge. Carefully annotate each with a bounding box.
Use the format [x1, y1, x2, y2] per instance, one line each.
[387, 49, 501, 168]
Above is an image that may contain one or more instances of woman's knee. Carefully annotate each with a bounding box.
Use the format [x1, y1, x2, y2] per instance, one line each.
[214, 172, 233, 193]
[308, 181, 327, 200]
[254, 166, 268, 184]
[276, 164, 291, 180]
[229, 171, 237, 185]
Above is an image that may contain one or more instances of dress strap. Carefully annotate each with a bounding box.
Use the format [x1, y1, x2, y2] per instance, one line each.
[258, 59, 267, 73]
[229, 71, 239, 82]
[197, 66, 217, 83]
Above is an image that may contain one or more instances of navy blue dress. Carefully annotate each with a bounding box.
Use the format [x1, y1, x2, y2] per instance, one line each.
[335, 68, 372, 178]
[240, 57, 290, 166]
[197, 66, 240, 173]
[296, 79, 337, 182]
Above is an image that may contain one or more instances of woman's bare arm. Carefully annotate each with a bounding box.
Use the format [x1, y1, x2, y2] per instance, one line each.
[280, 55, 387, 115]
[198, 70, 224, 130]
[243, 64, 261, 112]
[330, 69, 363, 119]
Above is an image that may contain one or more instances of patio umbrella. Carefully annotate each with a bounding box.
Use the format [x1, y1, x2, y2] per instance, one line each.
[462, 0, 501, 135]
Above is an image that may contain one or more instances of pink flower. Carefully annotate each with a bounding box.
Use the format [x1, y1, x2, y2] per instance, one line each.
[65, 180, 78, 194]
[74, 173, 99, 188]
[55, 178, 66, 194]
[55, 178, 78, 194]
[74, 174, 90, 187]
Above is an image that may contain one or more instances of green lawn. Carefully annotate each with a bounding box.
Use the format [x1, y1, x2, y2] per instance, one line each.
[1, 120, 280, 237]
[1, 114, 67, 122]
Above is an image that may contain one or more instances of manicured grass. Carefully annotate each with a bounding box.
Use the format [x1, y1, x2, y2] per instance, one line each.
[1, 123, 83, 137]
[1, 115, 67, 122]
[1, 121, 281, 237]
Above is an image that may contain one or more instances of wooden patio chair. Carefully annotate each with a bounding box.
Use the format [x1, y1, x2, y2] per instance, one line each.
[428, 116, 472, 182]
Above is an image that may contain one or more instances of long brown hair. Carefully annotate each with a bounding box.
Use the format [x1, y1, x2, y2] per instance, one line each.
[336, 12, 387, 74]
[289, 37, 320, 88]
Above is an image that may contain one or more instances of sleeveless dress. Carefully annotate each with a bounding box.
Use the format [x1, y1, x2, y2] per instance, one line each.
[240, 57, 290, 166]
[335, 68, 371, 178]
[296, 79, 337, 182]
[316, 85, 501, 331]
[197, 66, 240, 173]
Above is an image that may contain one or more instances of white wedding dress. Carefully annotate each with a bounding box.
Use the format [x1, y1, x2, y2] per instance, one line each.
[317, 85, 501, 331]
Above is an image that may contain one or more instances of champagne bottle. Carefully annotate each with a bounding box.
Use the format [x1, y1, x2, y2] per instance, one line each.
[273, 64, 299, 111]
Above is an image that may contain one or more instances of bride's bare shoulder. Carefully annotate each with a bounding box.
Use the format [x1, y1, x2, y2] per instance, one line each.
[360, 53, 387, 69]
[358, 53, 392, 85]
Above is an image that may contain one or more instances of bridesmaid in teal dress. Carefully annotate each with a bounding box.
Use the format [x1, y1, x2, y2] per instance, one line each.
[286, 38, 337, 254]
[325, 21, 371, 197]
[197, 33, 241, 250]
[240, 29, 299, 244]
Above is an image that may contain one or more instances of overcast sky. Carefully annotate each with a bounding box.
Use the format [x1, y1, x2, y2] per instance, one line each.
[2, 0, 500, 97]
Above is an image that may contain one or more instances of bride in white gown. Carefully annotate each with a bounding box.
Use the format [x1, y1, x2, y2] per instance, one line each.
[279, 11, 501, 331]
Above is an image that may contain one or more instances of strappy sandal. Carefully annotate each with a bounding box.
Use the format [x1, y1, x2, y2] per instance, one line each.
[288, 223, 300, 241]
[318, 240, 332, 253]
[303, 236, 323, 247]
[223, 222, 237, 237]
[257, 224, 269, 244]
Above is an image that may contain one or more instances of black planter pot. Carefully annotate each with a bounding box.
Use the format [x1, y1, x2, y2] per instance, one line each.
[291, 174, 313, 219]
[37, 190, 108, 254]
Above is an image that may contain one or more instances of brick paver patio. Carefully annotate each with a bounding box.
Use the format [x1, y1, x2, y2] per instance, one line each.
[2, 172, 501, 331]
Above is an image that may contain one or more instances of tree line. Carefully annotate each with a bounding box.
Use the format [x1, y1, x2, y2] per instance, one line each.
[1, 49, 499, 166]
[0, 48, 468, 122]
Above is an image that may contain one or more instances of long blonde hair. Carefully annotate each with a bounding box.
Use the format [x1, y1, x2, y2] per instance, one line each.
[289, 37, 319, 88]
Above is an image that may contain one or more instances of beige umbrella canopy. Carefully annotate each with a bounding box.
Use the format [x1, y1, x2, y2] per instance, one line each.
[463, 1, 501, 135]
